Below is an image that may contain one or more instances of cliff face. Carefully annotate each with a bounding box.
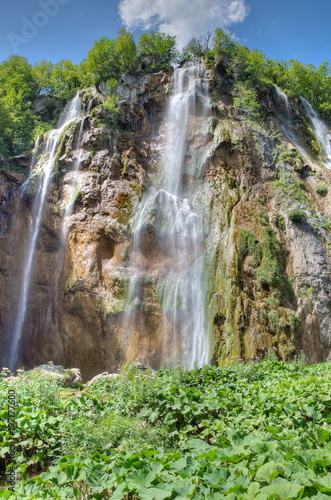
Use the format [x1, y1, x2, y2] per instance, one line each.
[1, 63, 331, 379]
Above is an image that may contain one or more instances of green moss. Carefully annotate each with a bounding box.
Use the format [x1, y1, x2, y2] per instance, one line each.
[129, 182, 143, 199]
[108, 277, 129, 300]
[116, 192, 133, 225]
[102, 298, 126, 315]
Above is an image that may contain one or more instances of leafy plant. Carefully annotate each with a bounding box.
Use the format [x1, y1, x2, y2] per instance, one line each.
[289, 208, 307, 223]
[315, 185, 328, 197]
[4, 361, 331, 498]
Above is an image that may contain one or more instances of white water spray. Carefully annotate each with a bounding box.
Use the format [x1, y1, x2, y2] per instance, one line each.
[61, 116, 86, 239]
[125, 62, 210, 368]
[301, 97, 331, 168]
[9, 94, 82, 370]
[274, 86, 291, 120]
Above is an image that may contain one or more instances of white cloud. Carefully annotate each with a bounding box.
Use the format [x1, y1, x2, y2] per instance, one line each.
[118, 0, 249, 48]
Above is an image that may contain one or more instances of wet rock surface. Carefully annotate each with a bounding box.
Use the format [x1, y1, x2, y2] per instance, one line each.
[1, 67, 331, 379]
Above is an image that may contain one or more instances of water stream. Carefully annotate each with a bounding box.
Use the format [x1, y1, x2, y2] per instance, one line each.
[125, 62, 210, 368]
[8, 94, 82, 370]
[274, 85, 291, 120]
[300, 97, 331, 168]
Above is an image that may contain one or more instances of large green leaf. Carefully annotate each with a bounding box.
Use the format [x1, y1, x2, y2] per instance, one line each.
[259, 481, 304, 499]
[139, 487, 172, 500]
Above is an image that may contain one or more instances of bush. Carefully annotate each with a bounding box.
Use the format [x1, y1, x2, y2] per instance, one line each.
[288, 209, 307, 223]
[272, 213, 286, 231]
[233, 82, 261, 122]
[315, 185, 328, 197]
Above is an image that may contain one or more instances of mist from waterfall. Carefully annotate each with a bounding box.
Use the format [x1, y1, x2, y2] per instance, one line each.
[125, 62, 210, 369]
[8, 94, 82, 370]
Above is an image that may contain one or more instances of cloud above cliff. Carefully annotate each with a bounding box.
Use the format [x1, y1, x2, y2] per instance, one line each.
[118, 0, 249, 48]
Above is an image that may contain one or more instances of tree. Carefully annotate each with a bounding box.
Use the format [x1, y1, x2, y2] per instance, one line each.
[0, 56, 39, 156]
[211, 28, 237, 59]
[85, 37, 117, 83]
[138, 31, 177, 68]
[0, 55, 38, 105]
[84, 29, 137, 84]
[32, 60, 55, 95]
[114, 28, 137, 73]
[182, 37, 205, 60]
[50, 60, 82, 99]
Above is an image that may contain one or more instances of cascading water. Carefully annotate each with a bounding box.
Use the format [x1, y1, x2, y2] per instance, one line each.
[8, 94, 82, 370]
[274, 86, 291, 120]
[61, 116, 86, 239]
[301, 97, 331, 168]
[125, 62, 210, 368]
[275, 88, 314, 164]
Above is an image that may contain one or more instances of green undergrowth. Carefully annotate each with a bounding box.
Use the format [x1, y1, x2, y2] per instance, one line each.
[2, 362, 331, 498]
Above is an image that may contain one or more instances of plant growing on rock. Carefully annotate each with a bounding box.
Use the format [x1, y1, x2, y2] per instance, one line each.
[288, 208, 307, 223]
[315, 185, 328, 197]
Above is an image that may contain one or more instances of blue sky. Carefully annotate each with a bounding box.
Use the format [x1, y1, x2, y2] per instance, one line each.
[1, 0, 330, 67]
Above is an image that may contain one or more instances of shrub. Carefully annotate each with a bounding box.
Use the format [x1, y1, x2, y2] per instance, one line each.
[288, 209, 306, 223]
[233, 82, 261, 122]
[315, 185, 328, 197]
[272, 213, 286, 231]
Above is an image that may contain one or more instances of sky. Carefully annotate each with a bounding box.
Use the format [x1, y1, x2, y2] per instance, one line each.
[0, 0, 330, 67]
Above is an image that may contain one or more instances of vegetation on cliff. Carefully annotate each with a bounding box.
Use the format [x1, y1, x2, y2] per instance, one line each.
[2, 361, 331, 498]
[0, 27, 330, 159]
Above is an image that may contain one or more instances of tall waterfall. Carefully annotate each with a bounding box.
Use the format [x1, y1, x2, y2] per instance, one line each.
[8, 94, 82, 370]
[301, 97, 331, 168]
[126, 63, 210, 369]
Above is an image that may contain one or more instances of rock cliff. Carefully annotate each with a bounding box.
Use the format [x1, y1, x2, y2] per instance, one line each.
[1, 62, 331, 379]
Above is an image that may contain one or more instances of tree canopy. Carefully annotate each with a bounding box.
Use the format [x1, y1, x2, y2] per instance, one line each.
[0, 27, 331, 159]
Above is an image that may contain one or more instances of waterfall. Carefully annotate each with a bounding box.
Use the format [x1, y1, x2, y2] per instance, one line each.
[125, 62, 210, 368]
[61, 116, 86, 239]
[8, 94, 82, 370]
[301, 97, 331, 168]
[274, 86, 291, 120]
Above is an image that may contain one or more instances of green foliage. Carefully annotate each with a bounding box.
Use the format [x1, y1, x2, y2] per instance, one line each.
[138, 31, 177, 68]
[48, 59, 82, 99]
[289, 208, 307, 223]
[209, 28, 331, 123]
[103, 78, 119, 116]
[272, 213, 286, 231]
[233, 82, 261, 122]
[256, 227, 285, 291]
[315, 185, 328, 197]
[181, 36, 206, 60]
[211, 28, 237, 59]
[237, 226, 292, 302]
[237, 229, 262, 268]
[84, 29, 137, 84]
[273, 172, 311, 207]
[0, 55, 39, 156]
[5, 362, 331, 498]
